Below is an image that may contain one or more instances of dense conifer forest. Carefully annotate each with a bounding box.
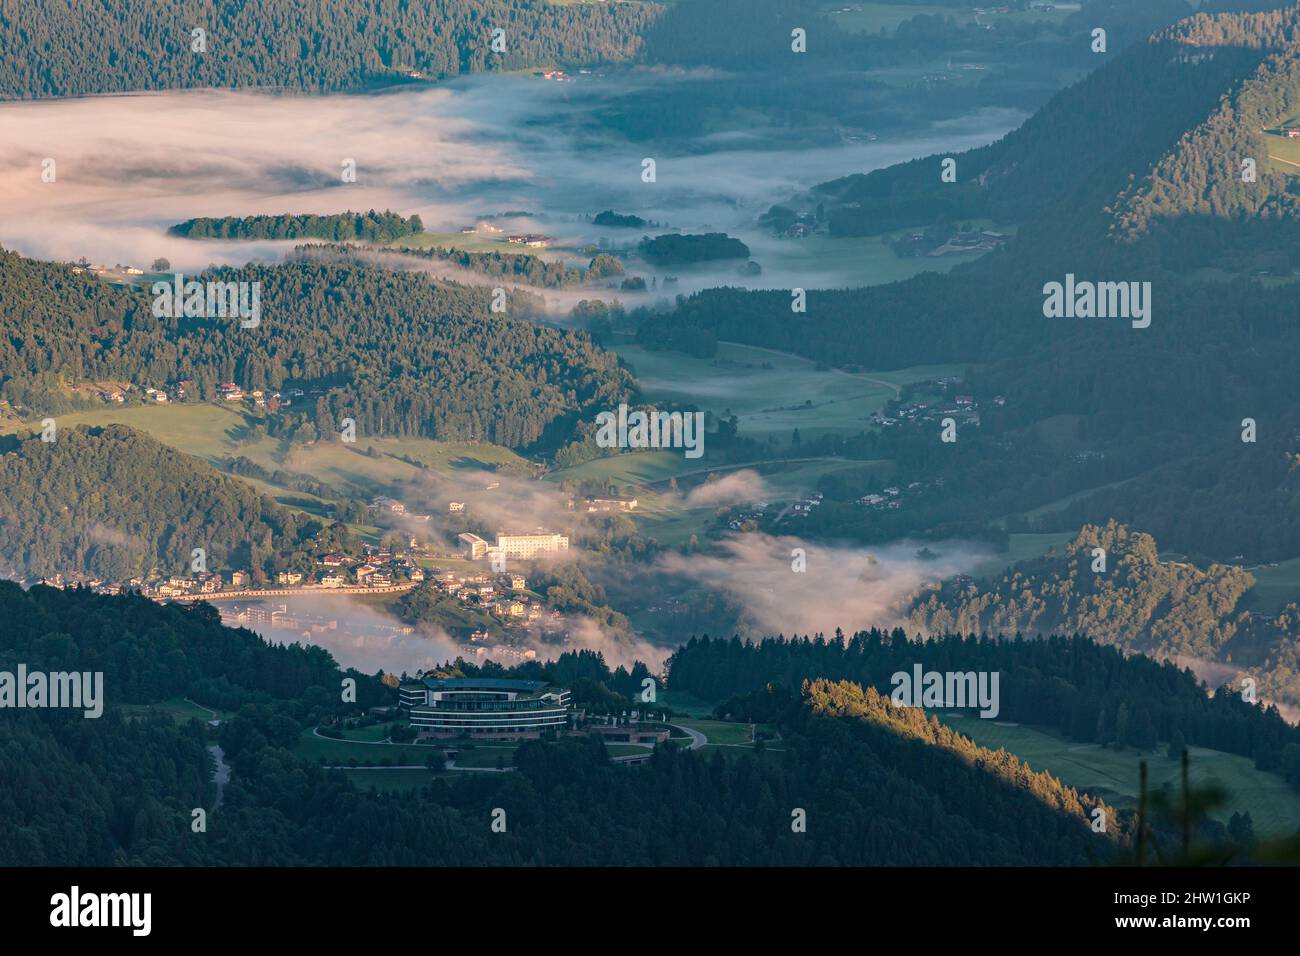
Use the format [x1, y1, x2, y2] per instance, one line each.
[0, 425, 337, 582]
[0, 586, 1119, 866]
[5, 585, 1292, 866]
[0, 0, 658, 100]
[170, 211, 424, 243]
[0, 250, 634, 450]
[666, 630, 1300, 785]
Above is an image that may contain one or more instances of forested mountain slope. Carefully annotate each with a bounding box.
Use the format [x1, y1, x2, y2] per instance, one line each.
[0, 585, 1117, 866]
[0, 425, 326, 582]
[0, 249, 634, 449]
[907, 523, 1300, 708]
[667, 628, 1300, 778]
[635, 5, 1300, 563]
[0, 0, 658, 99]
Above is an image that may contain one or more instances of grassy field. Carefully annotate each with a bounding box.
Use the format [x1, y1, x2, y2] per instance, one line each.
[824, 3, 975, 34]
[612, 338, 959, 444]
[333, 722, 396, 742]
[1001, 475, 1137, 526]
[692, 720, 786, 758]
[0, 403, 248, 458]
[749, 231, 994, 287]
[671, 717, 775, 746]
[295, 729, 432, 765]
[942, 716, 1300, 838]
[545, 449, 728, 487]
[561, 455, 886, 548]
[969, 531, 1076, 579]
[389, 231, 525, 254]
[342, 768, 442, 792]
[1242, 555, 1300, 613]
[2, 402, 530, 502]
[823, 2, 1077, 36]
[121, 697, 229, 723]
[1264, 129, 1300, 175]
[387, 230, 589, 269]
[753, 457, 889, 495]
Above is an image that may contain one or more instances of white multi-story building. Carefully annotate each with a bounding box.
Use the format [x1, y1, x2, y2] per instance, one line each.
[493, 532, 569, 561]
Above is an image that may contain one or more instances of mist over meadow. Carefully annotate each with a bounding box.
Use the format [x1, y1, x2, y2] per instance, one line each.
[0, 71, 1024, 297]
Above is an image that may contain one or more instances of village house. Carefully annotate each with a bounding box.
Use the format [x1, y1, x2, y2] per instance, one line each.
[584, 495, 639, 512]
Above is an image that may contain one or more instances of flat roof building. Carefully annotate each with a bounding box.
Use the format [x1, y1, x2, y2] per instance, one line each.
[458, 532, 489, 560]
[494, 531, 569, 561]
[398, 677, 572, 739]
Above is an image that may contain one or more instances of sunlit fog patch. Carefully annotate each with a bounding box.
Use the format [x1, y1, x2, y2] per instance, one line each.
[0, 77, 1024, 292]
[656, 534, 994, 638]
[242, 595, 463, 675]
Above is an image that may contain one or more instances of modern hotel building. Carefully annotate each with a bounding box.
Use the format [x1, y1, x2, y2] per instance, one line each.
[398, 677, 572, 739]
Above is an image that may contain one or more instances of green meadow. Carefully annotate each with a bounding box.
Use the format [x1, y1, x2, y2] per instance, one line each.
[341, 768, 443, 792]
[612, 338, 961, 443]
[120, 696, 230, 724]
[942, 716, 1300, 838]
[823, 2, 1077, 36]
[1264, 128, 1300, 174]
[969, 531, 1077, 579]
[1242, 555, 1300, 613]
[2, 402, 528, 502]
[295, 729, 433, 765]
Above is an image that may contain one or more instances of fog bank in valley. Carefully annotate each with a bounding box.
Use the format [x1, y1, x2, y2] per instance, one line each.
[0, 74, 1024, 298]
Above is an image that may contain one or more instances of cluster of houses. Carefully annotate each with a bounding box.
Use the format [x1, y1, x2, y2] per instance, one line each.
[893, 229, 1008, 259]
[925, 230, 1008, 258]
[459, 221, 504, 235]
[506, 234, 553, 248]
[784, 494, 824, 520]
[857, 480, 944, 511]
[572, 494, 639, 513]
[371, 495, 432, 523]
[314, 543, 430, 590]
[872, 382, 1003, 431]
[40, 539, 433, 601]
[71, 378, 321, 410]
[71, 262, 145, 278]
[75, 379, 313, 410]
[73, 380, 195, 405]
[218, 382, 304, 410]
[727, 501, 770, 531]
[424, 566, 567, 633]
[40, 570, 246, 599]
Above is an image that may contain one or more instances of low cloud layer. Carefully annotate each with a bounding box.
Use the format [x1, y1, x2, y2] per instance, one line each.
[0, 75, 1024, 300]
[656, 533, 993, 638]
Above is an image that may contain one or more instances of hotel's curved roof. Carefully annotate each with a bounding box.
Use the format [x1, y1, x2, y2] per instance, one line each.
[422, 677, 549, 692]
